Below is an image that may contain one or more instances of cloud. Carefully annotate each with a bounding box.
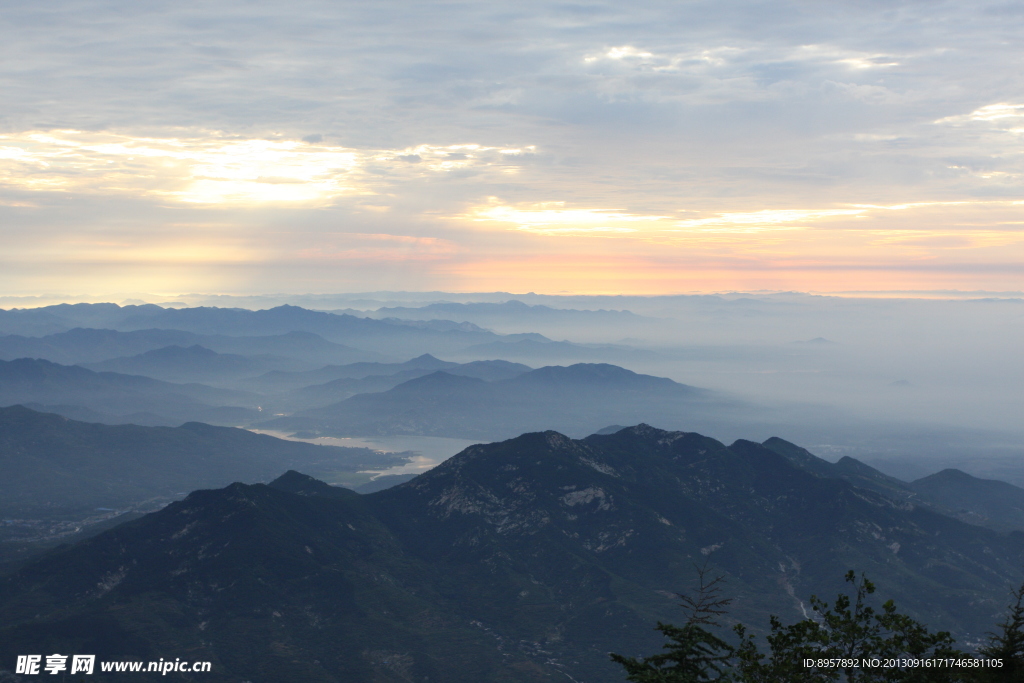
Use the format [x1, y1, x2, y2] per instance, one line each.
[936, 103, 1024, 125]
[462, 201, 666, 235]
[291, 233, 461, 262]
[674, 208, 866, 232]
[2, 0, 1024, 294]
[0, 130, 533, 206]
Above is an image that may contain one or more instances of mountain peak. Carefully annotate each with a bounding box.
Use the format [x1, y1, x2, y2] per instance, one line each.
[392, 370, 487, 392]
[614, 423, 663, 438]
[915, 468, 974, 483]
[269, 470, 360, 499]
[514, 363, 685, 392]
[593, 424, 628, 435]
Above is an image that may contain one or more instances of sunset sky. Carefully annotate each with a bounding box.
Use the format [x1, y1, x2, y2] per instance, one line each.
[2, 0, 1023, 296]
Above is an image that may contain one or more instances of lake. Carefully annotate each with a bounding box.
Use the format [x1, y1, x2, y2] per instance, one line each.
[249, 430, 481, 479]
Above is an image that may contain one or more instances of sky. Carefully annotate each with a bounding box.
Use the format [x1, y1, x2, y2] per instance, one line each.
[2, 0, 1024, 296]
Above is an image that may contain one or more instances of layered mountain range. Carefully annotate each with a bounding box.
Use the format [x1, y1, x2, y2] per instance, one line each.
[267, 363, 718, 440]
[4, 299, 1024, 482]
[1, 303, 698, 433]
[0, 303, 547, 358]
[0, 327, 370, 367]
[3, 424, 1023, 682]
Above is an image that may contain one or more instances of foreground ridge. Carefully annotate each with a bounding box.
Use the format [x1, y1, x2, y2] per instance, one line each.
[2, 425, 1022, 682]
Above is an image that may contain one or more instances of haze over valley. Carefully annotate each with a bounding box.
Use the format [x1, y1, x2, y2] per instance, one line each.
[2, 294, 1020, 483]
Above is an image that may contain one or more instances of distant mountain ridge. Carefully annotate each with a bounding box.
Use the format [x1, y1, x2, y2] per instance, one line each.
[354, 300, 653, 336]
[0, 303, 548, 357]
[762, 435, 1024, 532]
[459, 337, 658, 365]
[373, 299, 643, 319]
[0, 357, 258, 426]
[280, 357, 532, 409]
[84, 344, 265, 381]
[910, 468, 1024, 532]
[2, 424, 1023, 682]
[0, 327, 372, 366]
[267, 362, 713, 439]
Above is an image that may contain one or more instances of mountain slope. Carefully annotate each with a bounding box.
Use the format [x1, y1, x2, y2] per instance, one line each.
[0, 328, 200, 364]
[761, 436, 914, 502]
[371, 426, 1024, 637]
[282, 359, 530, 410]
[83, 345, 267, 382]
[762, 436, 1024, 532]
[0, 357, 258, 425]
[911, 469, 1024, 532]
[2, 425, 1022, 682]
[0, 327, 373, 367]
[0, 405, 405, 519]
[0, 477, 529, 682]
[245, 354, 530, 398]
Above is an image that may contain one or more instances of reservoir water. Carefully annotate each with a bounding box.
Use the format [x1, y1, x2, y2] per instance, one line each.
[250, 430, 480, 479]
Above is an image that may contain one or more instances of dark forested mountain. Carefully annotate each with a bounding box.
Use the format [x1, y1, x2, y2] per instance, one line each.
[0, 405, 406, 520]
[2, 425, 1022, 682]
[0, 358, 258, 426]
[763, 435, 1024, 532]
[910, 468, 1024, 532]
[762, 436, 914, 501]
[267, 363, 716, 439]
[0, 476, 527, 682]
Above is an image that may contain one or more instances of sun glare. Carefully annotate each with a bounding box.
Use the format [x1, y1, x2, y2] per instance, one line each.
[0, 131, 530, 207]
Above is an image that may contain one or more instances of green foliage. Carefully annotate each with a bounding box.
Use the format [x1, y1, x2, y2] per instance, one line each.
[616, 570, 976, 683]
[611, 622, 735, 683]
[610, 563, 736, 682]
[734, 571, 962, 682]
[971, 583, 1024, 682]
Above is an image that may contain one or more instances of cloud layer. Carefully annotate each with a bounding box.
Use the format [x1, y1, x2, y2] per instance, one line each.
[2, 0, 1023, 294]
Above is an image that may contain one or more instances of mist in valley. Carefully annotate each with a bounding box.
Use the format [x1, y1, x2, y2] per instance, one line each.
[2, 292, 1020, 486]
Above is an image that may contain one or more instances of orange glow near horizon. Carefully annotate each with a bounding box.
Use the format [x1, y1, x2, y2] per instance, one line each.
[1, 128, 1023, 297]
[437, 254, 1023, 296]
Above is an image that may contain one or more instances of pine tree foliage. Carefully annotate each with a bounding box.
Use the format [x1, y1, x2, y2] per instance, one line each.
[610, 570, 1024, 683]
[733, 571, 961, 682]
[972, 583, 1024, 682]
[610, 561, 736, 682]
